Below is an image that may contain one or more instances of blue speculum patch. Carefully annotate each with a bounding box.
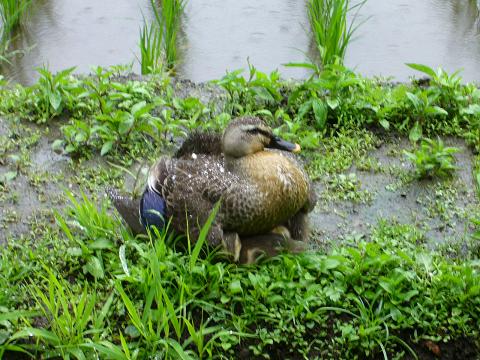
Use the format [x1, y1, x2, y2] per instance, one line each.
[140, 187, 167, 231]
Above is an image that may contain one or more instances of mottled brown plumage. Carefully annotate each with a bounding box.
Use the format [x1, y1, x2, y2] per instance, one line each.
[148, 116, 316, 260]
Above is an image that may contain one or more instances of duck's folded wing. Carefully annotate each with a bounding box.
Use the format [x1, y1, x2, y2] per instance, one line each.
[149, 156, 230, 246]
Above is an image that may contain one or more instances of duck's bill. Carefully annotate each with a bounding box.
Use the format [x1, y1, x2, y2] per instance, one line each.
[269, 136, 301, 153]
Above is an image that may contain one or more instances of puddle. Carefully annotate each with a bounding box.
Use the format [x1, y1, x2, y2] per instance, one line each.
[1, 0, 480, 85]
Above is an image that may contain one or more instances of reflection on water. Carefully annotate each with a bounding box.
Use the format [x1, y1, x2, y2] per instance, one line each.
[179, 0, 310, 81]
[1, 0, 480, 85]
[345, 0, 480, 82]
[1, 0, 151, 85]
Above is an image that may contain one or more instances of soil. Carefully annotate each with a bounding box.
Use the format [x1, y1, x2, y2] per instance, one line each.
[310, 135, 478, 252]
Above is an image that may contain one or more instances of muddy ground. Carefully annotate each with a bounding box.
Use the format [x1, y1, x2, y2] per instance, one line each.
[311, 135, 478, 251]
[1, 81, 479, 251]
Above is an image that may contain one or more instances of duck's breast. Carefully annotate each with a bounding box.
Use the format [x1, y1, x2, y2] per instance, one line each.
[226, 151, 309, 234]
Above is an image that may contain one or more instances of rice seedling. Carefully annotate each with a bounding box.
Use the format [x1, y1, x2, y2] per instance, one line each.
[160, 0, 185, 70]
[139, 0, 185, 74]
[139, 19, 164, 75]
[306, 0, 366, 68]
[0, 0, 31, 59]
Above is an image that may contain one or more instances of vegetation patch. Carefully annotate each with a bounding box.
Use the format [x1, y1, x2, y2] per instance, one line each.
[0, 62, 479, 358]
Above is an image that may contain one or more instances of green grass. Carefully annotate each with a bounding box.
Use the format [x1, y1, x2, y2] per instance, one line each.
[306, 0, 366, 68]
[139, 0, 186, 74]
[1, 62, 480, 357]
[0, 0, 31, 61]
[0, 193, 479, 358]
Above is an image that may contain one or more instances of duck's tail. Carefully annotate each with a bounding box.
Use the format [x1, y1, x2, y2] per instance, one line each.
[106, 188, 144, 234]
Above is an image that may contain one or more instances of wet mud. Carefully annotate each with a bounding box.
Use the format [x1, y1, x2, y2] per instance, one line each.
[310, 135, 478, 250]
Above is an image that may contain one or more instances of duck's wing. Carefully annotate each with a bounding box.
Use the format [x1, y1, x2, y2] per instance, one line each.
[174, 130, 223, 159]
[148, 155, 232, 246]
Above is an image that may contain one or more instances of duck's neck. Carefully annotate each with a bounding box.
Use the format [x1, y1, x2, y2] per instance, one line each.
[224, 152, 273, 183]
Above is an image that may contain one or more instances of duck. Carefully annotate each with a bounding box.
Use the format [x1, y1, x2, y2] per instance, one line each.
[108, 116, 316, 262]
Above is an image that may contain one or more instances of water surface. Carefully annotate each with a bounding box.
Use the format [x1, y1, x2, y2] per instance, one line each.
[2, 0, 480, 84]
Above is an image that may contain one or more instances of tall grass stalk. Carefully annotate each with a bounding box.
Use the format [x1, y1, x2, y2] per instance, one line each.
[139, 0, 185, 74]
[307, 0, 366, 68]
[0, 0, 31, 59]
[139, 20, 164, 75]
[160, 0, 185, 70]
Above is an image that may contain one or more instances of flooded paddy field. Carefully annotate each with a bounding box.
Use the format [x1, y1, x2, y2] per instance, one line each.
[1, 0, 480, 84]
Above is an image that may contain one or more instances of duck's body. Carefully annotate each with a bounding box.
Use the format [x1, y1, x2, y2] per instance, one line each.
[147, 116, 316, 255]
[221, 150, 310, 235]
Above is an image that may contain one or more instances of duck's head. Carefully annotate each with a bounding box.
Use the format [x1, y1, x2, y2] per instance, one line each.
[222, 116, 301, 158]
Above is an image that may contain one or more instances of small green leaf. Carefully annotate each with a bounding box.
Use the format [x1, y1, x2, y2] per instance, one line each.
[312, 99, 327, 130]
[89, 238, 113, 250]
[379, 119, 390, 130]
[67, 247, 83, 257]
[0, 171, 17, 183]
[119, 245, 130, 277]
[326, 98, 339, 110]
[49, 92, 62, 112]
[406, 63, 437, 78]
[51, 139, 64, 152]
[101, 141, 114, 156]
[118, 113, 134, 135]
[409, 122, 422, 142]
[323, 258, 341, 270]
[0, 329, 9, 345]
[229, 280, 243, 295]
[461, 104, 480, 115]
[84, 256, 105, 279]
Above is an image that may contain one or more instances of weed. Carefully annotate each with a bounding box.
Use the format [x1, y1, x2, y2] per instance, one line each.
[9, 268, 111, 359]
[404, 137, 459, 179]
[30, 67, 78, 122]
[306, 128, 379, 179]
[214, 61, 283, 117]
[323, 172, 372, 203]
[1, 192, 480, 358]
[2, 61, 480, 358]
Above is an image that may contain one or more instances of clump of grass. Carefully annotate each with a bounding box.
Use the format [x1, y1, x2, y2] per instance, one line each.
[161, 0, 185, 69]
[139, 0, 185, 74]
[404, 137, 459, 179]
[307, 0, 366, 68]
[0, 0, 31, 60]
[2, 192, 480, 358]
[139, 19, 164, 75]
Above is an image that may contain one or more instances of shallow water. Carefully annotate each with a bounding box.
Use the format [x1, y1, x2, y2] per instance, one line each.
[1, 0, 480, 85]
[346, 0, 480, 82]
